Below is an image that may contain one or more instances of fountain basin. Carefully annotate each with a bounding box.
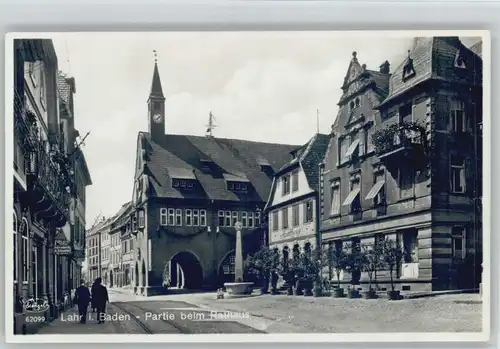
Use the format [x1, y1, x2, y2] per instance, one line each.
[223, 282, 254, 298]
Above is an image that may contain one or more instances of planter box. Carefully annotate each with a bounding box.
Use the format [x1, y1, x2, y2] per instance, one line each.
[387, 290, 401, 300]
[223, 282, 254, 298]
[333, 288, 345, 298]
[361, 289, 377, 299]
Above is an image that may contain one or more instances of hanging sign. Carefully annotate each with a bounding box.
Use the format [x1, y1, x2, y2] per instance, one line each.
[54, 240, 72, 255]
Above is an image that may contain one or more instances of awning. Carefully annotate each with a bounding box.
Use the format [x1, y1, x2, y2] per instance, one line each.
[342, 139, 360, 161]
[168, 167, 197, 180]
[342, 187, 360, 206]
[365, 180, 385, 200]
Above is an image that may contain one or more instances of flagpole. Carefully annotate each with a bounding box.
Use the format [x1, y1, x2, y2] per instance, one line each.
[316, 108, 320, 134]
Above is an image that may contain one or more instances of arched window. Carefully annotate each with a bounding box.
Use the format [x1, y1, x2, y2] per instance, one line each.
[355, 97, 360, 108]
[292, 244, 300, 261]
[13, 212, 18, 284]
[21, 218, 29, 283]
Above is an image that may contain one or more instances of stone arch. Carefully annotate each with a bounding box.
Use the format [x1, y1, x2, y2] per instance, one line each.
[217, 249, 236, 286]
[166, 251, 203, 289]
[304, 241, 312, 257]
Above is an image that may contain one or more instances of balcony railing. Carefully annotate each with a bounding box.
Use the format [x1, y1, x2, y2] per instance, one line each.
[26, 143, 71, 218]
[372, 121, 427, 157]
[14, 90, 39, 151]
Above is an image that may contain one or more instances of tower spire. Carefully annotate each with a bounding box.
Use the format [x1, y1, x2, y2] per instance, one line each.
[149, 50, 164, 100]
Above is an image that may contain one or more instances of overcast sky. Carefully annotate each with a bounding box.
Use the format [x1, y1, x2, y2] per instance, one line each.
[50, 32, 480, 226]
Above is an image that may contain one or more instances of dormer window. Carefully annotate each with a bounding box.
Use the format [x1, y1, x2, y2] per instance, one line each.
[454, 50, 467, 69]
[169, 168, 197, 190]
[223, 173, 250, 192]
[226, 181, 248, 192]
[402, 50, 416, 81]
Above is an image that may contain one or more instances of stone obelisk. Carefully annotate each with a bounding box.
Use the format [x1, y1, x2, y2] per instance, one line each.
[234, 222, 243, 282]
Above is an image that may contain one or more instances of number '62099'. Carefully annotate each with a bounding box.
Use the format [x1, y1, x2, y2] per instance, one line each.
[26, 316, 45, 323]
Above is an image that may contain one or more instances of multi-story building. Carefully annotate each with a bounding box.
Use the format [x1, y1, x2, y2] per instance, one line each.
[12, 39, 92, 334]
[265, 133, 330, 260]
[99, 220, 111, 286]
[320, 37, 482, 291]
[57, 72, 92, 295]
[85, 219, 105, 283]
[107, 202, 132, 287]
[126, 60, 299, 296]
[120, 210, 135, 287]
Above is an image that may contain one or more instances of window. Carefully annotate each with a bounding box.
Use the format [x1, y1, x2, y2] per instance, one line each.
[138, 210, 145, 228]
[304, 242, 312, 257]
[366, 171, 386, 205]
[180, 180, 186, 188]
[454, 50, 467, 69]
[304, 200, 313, 223]
[185, 209, 192, 226]
[13, 213, 17, 283]
[235, 183, 241, 190]
[241, 212, 248, 228]
[242, 183, 247, 190]
[21, 218, 28, 283]
[399, 167, 414, 199]
[255, 211, 261, 227]
[232, 211, 238, 226]
[175, 209, 182, 226]
[200, 210, 207, 226]
[223, 254, 236, 275]
[343, 179, 361, 213]
[330, 180, 341, 216]
[187, 182, 193, 189]
[228, 182, 234, 190]
[172, 179, 179, 188]
[218, 211, 225, 226]
[132, 215, 137, 231]
[272, 211, 279, 231]
[338, 136, 350, 164]
[225, 211, 231, 227]
[292, 205, 300, 227]
[248, 212, 254, 228]
[282, 208, 289, 229]
[160, 208, 168, 226]
[399, 102, 413, 123]
[451, 100, 466, 133]
[282, 175, 290, 195]
[451, 226, 466, 259]
[192, 209, 199, 226]
[355, 97, 360, 108]
[450, 155, 466, 193]
[292, 171, 299, 192]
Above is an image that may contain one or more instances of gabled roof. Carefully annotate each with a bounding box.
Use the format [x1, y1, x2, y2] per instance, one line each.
[338, 52, 391, 106]
[137, 132, 299, 203]
[275, 133, 330, 190]
[379, 36, 483, 108]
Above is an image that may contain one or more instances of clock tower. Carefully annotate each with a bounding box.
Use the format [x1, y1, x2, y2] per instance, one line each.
[148, 55, 165, 144]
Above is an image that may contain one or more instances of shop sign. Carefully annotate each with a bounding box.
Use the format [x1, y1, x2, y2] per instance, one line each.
[54, 240, 72, 255]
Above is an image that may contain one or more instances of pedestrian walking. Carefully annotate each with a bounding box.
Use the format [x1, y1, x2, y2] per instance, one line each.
[73, 280, 91, 324]
[90, 279, 99, 313]
[91, 277, 109, 324]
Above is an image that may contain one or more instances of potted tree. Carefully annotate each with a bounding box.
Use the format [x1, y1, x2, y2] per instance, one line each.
[270, 249, 281, 295]
[328, 247, 348, 298]
[291, 255, 305, 296]
[345, 244, 363, 299]
[381, 238, 404, 300]
[246, 246, 277, 295]
[361, 241, 383, 299]
[300, 250, 323, 297]
[278, 253, 294, 295]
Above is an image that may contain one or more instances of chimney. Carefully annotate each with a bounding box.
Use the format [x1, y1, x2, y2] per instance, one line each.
[379, 60, 390, 74]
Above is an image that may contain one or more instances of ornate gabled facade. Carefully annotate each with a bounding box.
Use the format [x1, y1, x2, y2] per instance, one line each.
[320, 37, 483, 292]
[128, 60, 300, 296]
[265, 133, 330, 264]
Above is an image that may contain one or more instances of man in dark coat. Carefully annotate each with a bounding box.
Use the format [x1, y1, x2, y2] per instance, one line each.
[91, 277, 109, 324]
[90, 279, 99, 312]
[73, 280, 91, 324]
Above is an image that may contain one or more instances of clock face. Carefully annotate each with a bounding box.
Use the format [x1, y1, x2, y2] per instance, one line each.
[153, 113, 163, 123]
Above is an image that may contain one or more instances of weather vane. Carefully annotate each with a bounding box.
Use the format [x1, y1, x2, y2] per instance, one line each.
[206, 110, 217, 137]
[153, 50, 158, 63]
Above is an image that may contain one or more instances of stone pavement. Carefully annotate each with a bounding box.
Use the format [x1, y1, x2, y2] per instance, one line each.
[131, 289, 483, 333]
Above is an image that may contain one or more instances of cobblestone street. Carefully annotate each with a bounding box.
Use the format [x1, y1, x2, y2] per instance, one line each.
[142, 291, 483, 333]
